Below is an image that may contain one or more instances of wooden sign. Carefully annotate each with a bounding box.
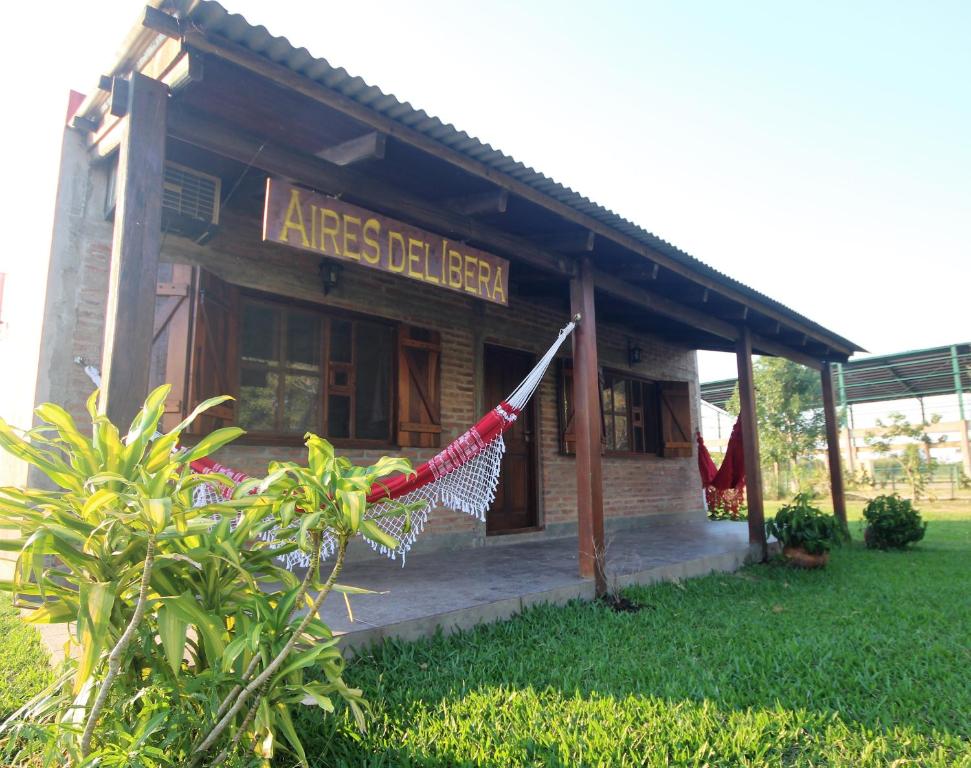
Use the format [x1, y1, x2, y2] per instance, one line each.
[263, 179, 509, 306]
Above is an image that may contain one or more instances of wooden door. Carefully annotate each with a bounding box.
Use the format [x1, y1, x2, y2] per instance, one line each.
[485, 345, 538, 533]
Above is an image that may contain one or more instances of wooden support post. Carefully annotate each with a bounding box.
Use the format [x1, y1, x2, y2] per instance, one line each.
[836, 364, 855, 474]
[821, 363, 848, 530]
[844, 406, 858, 476]
[570, 257, 606, 594]
[735, 327, 766, 559]
[950, 345, 971, 475]
[99, 73, 168, 429]
[959, 420, 971, 477]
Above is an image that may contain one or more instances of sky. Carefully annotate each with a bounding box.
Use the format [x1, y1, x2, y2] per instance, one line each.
[0, 0, 968, 421]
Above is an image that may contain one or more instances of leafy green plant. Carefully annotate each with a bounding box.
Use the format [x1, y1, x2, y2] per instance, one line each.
[765, 493, 840, 555]
[0, 386, 417, 767]
[862, 494, 926, 550]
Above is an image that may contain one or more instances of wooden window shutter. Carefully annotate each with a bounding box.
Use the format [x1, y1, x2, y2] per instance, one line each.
[597, 369, 608, 454]
[559, 359, 607, 454]
[186, 268, 239, 435]
[150, 264, 193, 432]
[659, 381, 693, 458]
[396, 325, 442, 448]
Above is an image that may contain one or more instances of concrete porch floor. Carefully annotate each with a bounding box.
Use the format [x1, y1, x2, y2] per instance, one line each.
[22, 518, 755, 662]
[320, 518, 755, 653]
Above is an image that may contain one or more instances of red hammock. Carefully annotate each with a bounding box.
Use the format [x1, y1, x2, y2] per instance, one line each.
[696, 419, 746, 518]
[188, 401, 518, 507]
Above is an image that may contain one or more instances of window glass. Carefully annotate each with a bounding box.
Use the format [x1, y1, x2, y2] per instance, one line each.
[354, 321, 393, 440]
[583, 368, 660, 455]
[600, 378, 614, 447]
[239, 304, 280, 431]
[237, 298, 393, 442]
[328, 395, 351, 438]
[612, 379, 630, 451]
[239, 369, 278, 432]
[286, 311, 319, 369]
[241, 304, 277, 364]
[283, 374, 320, 432]
[330, 319, 352, 363]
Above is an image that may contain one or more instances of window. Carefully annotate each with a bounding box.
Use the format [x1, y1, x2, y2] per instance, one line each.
[602, 372, 659, 453]
[237, 298, 394, 442]
[154, 268, 442, 446]
[558, 360, 689, 457]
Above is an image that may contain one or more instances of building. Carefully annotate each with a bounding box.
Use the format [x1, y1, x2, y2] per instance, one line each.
[29, 0, 862, 591]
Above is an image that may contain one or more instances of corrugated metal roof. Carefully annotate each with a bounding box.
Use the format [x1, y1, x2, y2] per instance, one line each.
[837, 343, 971, 405]
[701, 343, 971, 407]
[699, 379, 739, 410]
[171, 0, 862, 353]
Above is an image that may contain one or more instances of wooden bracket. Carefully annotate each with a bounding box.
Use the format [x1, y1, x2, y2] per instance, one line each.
[142, 6, 181, 38]
[108, 77, 130, 118]
[443, 188, 509, 216]
[535, 230, 596, 253]
[72, 115, 99, 133]
[316, 131, 386, 166]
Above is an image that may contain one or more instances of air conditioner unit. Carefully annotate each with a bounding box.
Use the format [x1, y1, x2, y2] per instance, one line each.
[105, 160, 221, 243]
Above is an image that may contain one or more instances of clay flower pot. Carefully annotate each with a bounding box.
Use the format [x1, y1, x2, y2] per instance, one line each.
[782, 545, 829, 569]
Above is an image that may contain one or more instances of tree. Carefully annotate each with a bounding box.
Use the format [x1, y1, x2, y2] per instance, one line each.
[865, 411, 944, 500]
[727, 357, 824, 496]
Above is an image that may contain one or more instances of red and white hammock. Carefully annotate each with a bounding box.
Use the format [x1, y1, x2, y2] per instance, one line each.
[81, 317, 577, 568]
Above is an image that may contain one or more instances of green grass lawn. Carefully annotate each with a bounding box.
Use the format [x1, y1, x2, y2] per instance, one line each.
[293, 501, 971, 767]
[0, 598, 52, 720]
[1, 504, 969, 766]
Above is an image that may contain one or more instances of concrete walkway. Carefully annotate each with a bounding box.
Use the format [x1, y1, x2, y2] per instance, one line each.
[24, 518, 755, 661]
[320, 518, 755, 653]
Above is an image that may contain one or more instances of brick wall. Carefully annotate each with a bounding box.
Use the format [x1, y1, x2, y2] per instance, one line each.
[33, 156, 703, 550]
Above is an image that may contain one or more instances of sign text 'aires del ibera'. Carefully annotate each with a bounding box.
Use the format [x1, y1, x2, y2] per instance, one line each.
[263, 178, 509, 306]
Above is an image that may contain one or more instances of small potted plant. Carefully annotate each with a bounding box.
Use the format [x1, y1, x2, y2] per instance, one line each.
[766, 493, 840, 568]
[862, 494, 926, 549]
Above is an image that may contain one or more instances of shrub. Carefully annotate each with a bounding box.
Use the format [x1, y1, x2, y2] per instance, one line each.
[765, 493, 841, 555]
[0, 386, 418, 767]
[862, 494, 926, 550]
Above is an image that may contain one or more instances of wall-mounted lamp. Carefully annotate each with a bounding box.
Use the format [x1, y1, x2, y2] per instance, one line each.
[318, 259, 342, 295]
[628, 341, 643, 367]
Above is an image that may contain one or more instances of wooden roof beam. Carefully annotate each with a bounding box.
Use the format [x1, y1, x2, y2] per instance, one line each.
[315, 131, 386, 166]
[535, 230, 596, 253]
[716, 304, 749, 321]
[166, 108, 573, 277]
[592, 268, 825, 369]
[751, 334, 825, 370]
[443, 188, 509, 216]
[629, 262, 659, 281]
[594, 269, 737, 342]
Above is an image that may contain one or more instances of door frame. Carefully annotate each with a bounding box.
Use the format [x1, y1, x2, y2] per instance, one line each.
[483, 342, 543, 536]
